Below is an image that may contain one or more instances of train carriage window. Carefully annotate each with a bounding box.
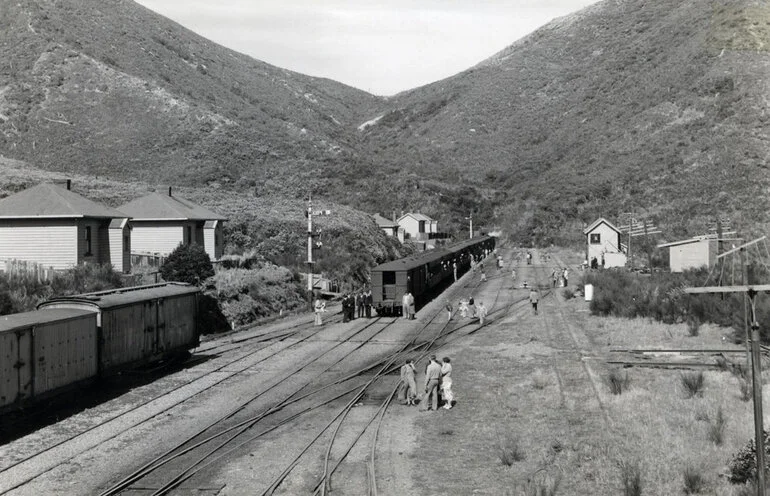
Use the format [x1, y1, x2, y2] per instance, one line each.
[382, 271, 396, 285]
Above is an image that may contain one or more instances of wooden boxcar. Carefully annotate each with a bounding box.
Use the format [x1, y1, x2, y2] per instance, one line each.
[39, 283, 200, 375]
[371, 236, 496, 316]
[0, 308, 98, 412]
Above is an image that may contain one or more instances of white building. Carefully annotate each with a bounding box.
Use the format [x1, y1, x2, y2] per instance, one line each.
[0, 183, 131, 273]
[118, 188, 227, 261]
[657, 237, 718, 272]
[583, 218, 627, 268]
[397, 213, 437, 241]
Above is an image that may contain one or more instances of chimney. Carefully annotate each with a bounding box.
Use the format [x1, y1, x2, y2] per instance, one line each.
[168, 186, 172, 197]
[392, 210, 396, 222]
[66, 179, 71, 190]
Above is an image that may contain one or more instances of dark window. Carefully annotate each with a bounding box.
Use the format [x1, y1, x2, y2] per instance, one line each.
[85, 226, 92, 255]
[590, 233, 601, 244]
[418, 220, 425, 233]
[187, 226, 192, 245]
[124, 235, 130, 252]
[382, 271, 396, 285]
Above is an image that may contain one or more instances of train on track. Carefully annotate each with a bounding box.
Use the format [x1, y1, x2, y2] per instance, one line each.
[0, 283, 200, 413]
[371, 235, 496, 316]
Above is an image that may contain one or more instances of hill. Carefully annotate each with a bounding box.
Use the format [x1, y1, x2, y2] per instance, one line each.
[0, 0, 380, 194]
[359, 0, 770, 243]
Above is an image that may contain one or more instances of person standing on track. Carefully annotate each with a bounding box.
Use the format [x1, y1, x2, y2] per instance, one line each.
[314, 297, 325, 326]
[453, 262, 458, 282]
[421, 355, 442, 411]
[563, 267, 569, 287]
[398, 359, 417, 405]
[468, 296, 476, 318]
[476, 301, 487, 326]
[341, 294, 350, 323]
[364, 289, 373, 318]
[552, 268, 558, 288]
[356, 292, 364, 319]
[407, 292, 416, 320]
[441, 357, 453, 409]
[529, 288, 540, 315]
[402, 292, 410, 319]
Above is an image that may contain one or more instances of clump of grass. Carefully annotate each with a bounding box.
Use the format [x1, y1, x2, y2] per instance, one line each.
[694, 410, 710, 422]
[680, 372, 705, 398]
[562, 287, 575, 300]
[518, 474, 562, 496]
[439, 428, 454, 436]
[707, 406, 727, 445]
[532, 370, 550, 390]
[686, 316, 701, 337]
[740, 378, 752, 402]
[618, 459, 642, 496]
[607, 368, 630, 395]
[682, 465, 706, 494]
[498, 435, 526, 466]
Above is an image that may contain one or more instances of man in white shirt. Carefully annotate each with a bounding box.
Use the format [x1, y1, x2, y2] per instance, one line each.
[421, 356, 442, 411]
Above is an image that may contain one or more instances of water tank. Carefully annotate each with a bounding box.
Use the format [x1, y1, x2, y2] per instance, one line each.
[584, 284, 594, 301]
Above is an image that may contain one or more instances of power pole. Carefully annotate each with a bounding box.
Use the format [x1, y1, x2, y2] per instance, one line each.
[685, 236, 768, 496]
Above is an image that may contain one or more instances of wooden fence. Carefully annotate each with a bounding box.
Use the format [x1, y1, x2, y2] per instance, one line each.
[1, 259, 59, 282]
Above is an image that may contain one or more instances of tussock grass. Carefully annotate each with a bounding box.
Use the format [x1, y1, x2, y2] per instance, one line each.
[682, 465, 706, 494]
[680, 372, 705, 398]
[498, 435, 526, 466]
[532, 370, 550, 390]
[608, 369, 631, 395]
[707, 406, 727, 445]
[739, 378, 752, 402]
[515, 474, 562, 496]
[686, 317, 701, 337]
[618, 459, 642, 496]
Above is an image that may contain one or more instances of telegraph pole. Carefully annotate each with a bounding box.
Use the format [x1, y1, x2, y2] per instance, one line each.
[305, 196, 330, 307]
[685, 235, 768, 496]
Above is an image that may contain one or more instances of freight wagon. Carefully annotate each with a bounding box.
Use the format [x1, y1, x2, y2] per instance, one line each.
[0, 283, 200, 413]
[371, 235, 496, 316]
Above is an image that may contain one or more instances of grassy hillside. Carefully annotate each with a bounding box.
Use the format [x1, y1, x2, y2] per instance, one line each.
[360, 0, 770, 243]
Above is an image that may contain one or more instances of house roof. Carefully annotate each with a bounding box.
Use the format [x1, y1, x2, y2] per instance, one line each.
[373, 213, 398, 228]
[118, 192, 227, 221]
[397, 212, 435, 223]
[583, 217, 621, 235]
[0, 183, 129, 219]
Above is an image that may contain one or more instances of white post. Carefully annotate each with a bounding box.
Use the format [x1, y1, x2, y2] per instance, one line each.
[469, 213, 473, 239]
[307, 198, 313, 293]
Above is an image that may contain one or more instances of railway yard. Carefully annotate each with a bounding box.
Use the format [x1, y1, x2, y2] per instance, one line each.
[0, 248, 764, 495]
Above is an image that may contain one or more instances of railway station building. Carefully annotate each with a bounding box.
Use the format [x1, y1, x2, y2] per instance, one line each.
[373, 213, 405, 243]
[398, 212, 439, 250]
[657, 236, 718, 272]
[583, 217, 627, 268]
[0, 182, 132, 273]
[118, 188, 227, 262]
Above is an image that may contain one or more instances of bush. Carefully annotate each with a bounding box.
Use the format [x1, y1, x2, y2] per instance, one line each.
[562, 287, 575, 300]
[740, 378, 752, 402]
[728, 430, 770, 484]
[687, 316, 701, 337]
[680, 372, 705, 398]
[683, 466, 706, 494]
[618, 459, 642, 496]
[498, 435, 526, 466]
[608, 369, 630, 395]
[707, 406, 727, 445]
[160, 243, 214, 285]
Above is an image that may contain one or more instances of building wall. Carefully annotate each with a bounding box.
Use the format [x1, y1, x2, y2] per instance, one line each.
[586, 222, 622, 263]
[0, 219, 78, 270]
[399, 217, 420, 239]
[108, 225, 131, 273]
[669, 240, 714, 272]
[203, 223, 223, 260]
[131, 222, 184, 255]
[76, 219, 106, 265]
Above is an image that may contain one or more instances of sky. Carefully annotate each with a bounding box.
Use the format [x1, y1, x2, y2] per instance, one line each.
[133, 0, 598, 96]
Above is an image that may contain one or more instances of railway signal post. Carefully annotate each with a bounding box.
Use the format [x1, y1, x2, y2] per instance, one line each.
[685, 236, 769, 496]
[305, 197, 331, 307]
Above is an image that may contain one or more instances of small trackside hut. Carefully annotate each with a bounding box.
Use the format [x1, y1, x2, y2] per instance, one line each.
[370, 236, 495, 316]
[38, 283, 200, 375]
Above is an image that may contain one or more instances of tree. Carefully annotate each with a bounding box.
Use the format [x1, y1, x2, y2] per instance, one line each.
[161, 243, 215, 285]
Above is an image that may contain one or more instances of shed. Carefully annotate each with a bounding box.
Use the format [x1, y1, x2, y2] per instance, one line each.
[373, 214, 404, 243]
[583, 218, 626, 268]
[657, 237, 718, 272]
[118, 188, 227, 261]
[0, 183, 131, 273]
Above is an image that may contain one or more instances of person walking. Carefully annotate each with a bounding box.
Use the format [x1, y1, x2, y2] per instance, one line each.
[441, 357, 453, 409]
[314, 297, 325, 326]
[563, 267, 569, 287]
[552, 268, 558, 288]
[529, 287, 540, 315]
[476, 301, 488, 326]
[342, 294, 350, 323]
[402, 292, 410, 319]
[398, 359, 417, 405]
[407, 292, 416, 320]
[480, 268, 487, 282]
[364, 289, 373, 318]
[357, 292, 366, 318]
[468, 296, 476, 318]
[459, 299, 468, 318]
[445, 302, 453, 322]
[421, 356, 442, 411]
[453, 262, 458, 282]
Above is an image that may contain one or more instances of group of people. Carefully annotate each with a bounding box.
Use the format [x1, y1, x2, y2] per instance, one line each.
[341, 290, 373, 323]
[398, 355, 454, 410]
[453, 297, 488, 325]
[401, 291, 416, 319]
[550, 267, 569, 288]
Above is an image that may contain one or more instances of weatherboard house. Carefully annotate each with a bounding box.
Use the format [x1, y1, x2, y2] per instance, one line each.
[373, 214, 405, 243]
[657, 236, 718, 273]
[398, 212, 437, 243]
[0, 182, 131, 273]
[118, 188, 227, 261]
[583, 218, 627, 268]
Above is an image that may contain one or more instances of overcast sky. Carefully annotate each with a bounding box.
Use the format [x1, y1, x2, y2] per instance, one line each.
[133, 0, 598, 96]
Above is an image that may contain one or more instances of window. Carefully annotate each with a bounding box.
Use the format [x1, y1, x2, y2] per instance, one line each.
[187, 226, 192, 245]
[590, 233, 601, 244]
[382, 271, 396, 285]
[84, 226, 92, 255]
[418, 220, 425, 233]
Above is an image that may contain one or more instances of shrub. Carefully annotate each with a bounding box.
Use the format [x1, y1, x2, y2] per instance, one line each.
[618, 459, 642, 496]
[707, 406, 727, 445]
[728, 430, 770, 484]
[682, 466, 706, 494]
[562, 287, 575, 300]
[498, 435, 526, 466]
[0, 291, 13, 315]
[160, 243, 214, 285]
[680, 372, 705, 398]
[50, 263, 124, 295]
[740, 378, 752, 402]
[608, 369, 630, 395]
[687, 316, 701, 337]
